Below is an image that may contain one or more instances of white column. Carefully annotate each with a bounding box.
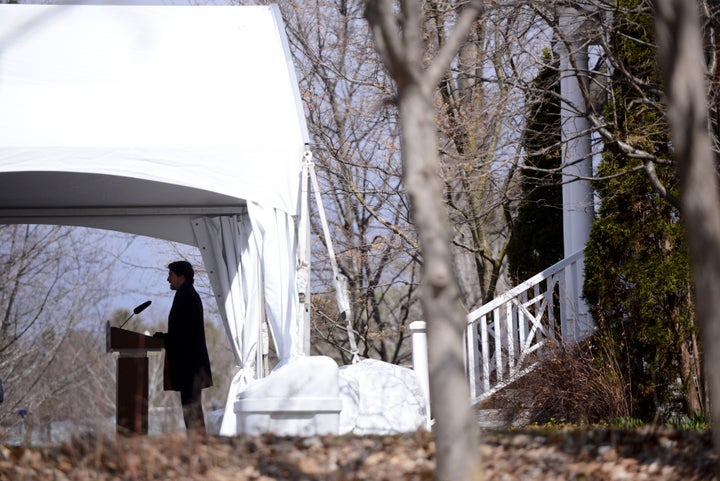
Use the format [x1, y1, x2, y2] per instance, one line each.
[558, 8, 595, 341]
[409, 321, 431, 430]
[297, 152, 313, 355]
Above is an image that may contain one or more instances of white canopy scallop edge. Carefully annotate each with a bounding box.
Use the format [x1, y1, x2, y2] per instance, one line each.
[0, 3, 313, 436]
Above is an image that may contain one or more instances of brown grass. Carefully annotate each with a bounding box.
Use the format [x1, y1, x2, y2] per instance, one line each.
[481, 339, 630, 425]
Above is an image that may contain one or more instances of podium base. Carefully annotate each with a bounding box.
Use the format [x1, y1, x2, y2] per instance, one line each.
[116, 355, 149, 435]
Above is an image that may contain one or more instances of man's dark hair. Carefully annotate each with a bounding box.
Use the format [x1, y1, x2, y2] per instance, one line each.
[168, 260, 195, 285]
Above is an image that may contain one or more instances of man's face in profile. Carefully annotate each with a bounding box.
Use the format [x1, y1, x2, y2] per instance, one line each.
[167, 270, 185, 291]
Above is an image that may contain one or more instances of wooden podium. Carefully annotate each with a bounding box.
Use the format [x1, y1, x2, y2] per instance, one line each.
[106, 323, 164, 435]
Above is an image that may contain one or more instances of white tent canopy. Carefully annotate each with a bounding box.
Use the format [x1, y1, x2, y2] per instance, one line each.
[0, 3, 311, 434]
[0, 4, 308, 239]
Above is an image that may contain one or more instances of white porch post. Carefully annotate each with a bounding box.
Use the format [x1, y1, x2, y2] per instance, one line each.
[409, 321, 431, 429]
[558, 6, 596, 341]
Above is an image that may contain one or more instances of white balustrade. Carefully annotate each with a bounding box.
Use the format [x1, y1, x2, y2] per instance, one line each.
[465, 250, 589, 404]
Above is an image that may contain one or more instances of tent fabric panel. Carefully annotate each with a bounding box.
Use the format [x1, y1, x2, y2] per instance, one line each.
[247, 201, 301, 362]
[192, 207, 303, 436]
[0, 4, 308, 217]
[0, 214, 199, 246]
[192, 214, 264, 436]
[0, 147, 277, 211]
[0, 171, 247, 210]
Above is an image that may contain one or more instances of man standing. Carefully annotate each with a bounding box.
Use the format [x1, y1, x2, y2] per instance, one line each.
[154, 260, 212, 434]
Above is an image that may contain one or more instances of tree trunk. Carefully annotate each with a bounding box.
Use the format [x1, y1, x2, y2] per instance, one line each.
[399, 82, 481, 481]
[653, 0, 720, 470]
[364, 1, 485, 479]
[679, 338, 703, 414]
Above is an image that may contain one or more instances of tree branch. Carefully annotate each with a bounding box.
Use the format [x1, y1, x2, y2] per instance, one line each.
[425, 0, 485, 90]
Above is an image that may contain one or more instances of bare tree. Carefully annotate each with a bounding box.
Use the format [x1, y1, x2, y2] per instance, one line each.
[279, 0, 421, 365]
[0, 225, 118, 430]
[364, 1, 484, 480]
[433, 2, 547, 306]
[653, 0, 720, 468]
[277, 0, 548, 369]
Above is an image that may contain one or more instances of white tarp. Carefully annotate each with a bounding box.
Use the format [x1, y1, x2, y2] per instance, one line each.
[338, 359, 427, 435]
[0, 3, 311, 435]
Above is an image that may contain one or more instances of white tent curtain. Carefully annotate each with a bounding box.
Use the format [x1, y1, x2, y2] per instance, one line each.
[192, 202, 300, 435]
[192, 213, 263, 436]
[247, 201, 301, 363]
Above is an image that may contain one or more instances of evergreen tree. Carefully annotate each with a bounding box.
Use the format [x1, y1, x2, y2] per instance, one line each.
[583, 0, 703, 420]
[507, 51, 564, 284]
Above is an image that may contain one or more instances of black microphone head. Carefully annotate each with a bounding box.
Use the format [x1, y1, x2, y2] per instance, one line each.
[133, 300, 152, 315]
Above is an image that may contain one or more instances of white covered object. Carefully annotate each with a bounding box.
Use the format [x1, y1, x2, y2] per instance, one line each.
[233, 356, 342, 436]
[338, 359, 428, 435]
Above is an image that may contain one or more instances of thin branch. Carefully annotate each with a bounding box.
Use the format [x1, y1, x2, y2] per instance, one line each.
[425, 0, 485, 90]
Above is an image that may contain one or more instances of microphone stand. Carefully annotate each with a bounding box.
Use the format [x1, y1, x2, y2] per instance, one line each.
[119, 300, 152, 329]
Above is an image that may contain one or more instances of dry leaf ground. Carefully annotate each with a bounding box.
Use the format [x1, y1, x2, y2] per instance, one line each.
[0, 427, 715, 480]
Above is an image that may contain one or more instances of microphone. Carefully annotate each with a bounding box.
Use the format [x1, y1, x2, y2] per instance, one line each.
[119, 300, 152, 329]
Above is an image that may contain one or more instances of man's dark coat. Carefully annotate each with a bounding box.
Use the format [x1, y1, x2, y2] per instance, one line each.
[162, 282, 212, 392]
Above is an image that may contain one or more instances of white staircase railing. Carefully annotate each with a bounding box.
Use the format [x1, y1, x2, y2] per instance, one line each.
[465, 250, 590, 404]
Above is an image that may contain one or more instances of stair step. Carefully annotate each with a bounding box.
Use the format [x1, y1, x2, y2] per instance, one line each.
[476, 409, 531, 429]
